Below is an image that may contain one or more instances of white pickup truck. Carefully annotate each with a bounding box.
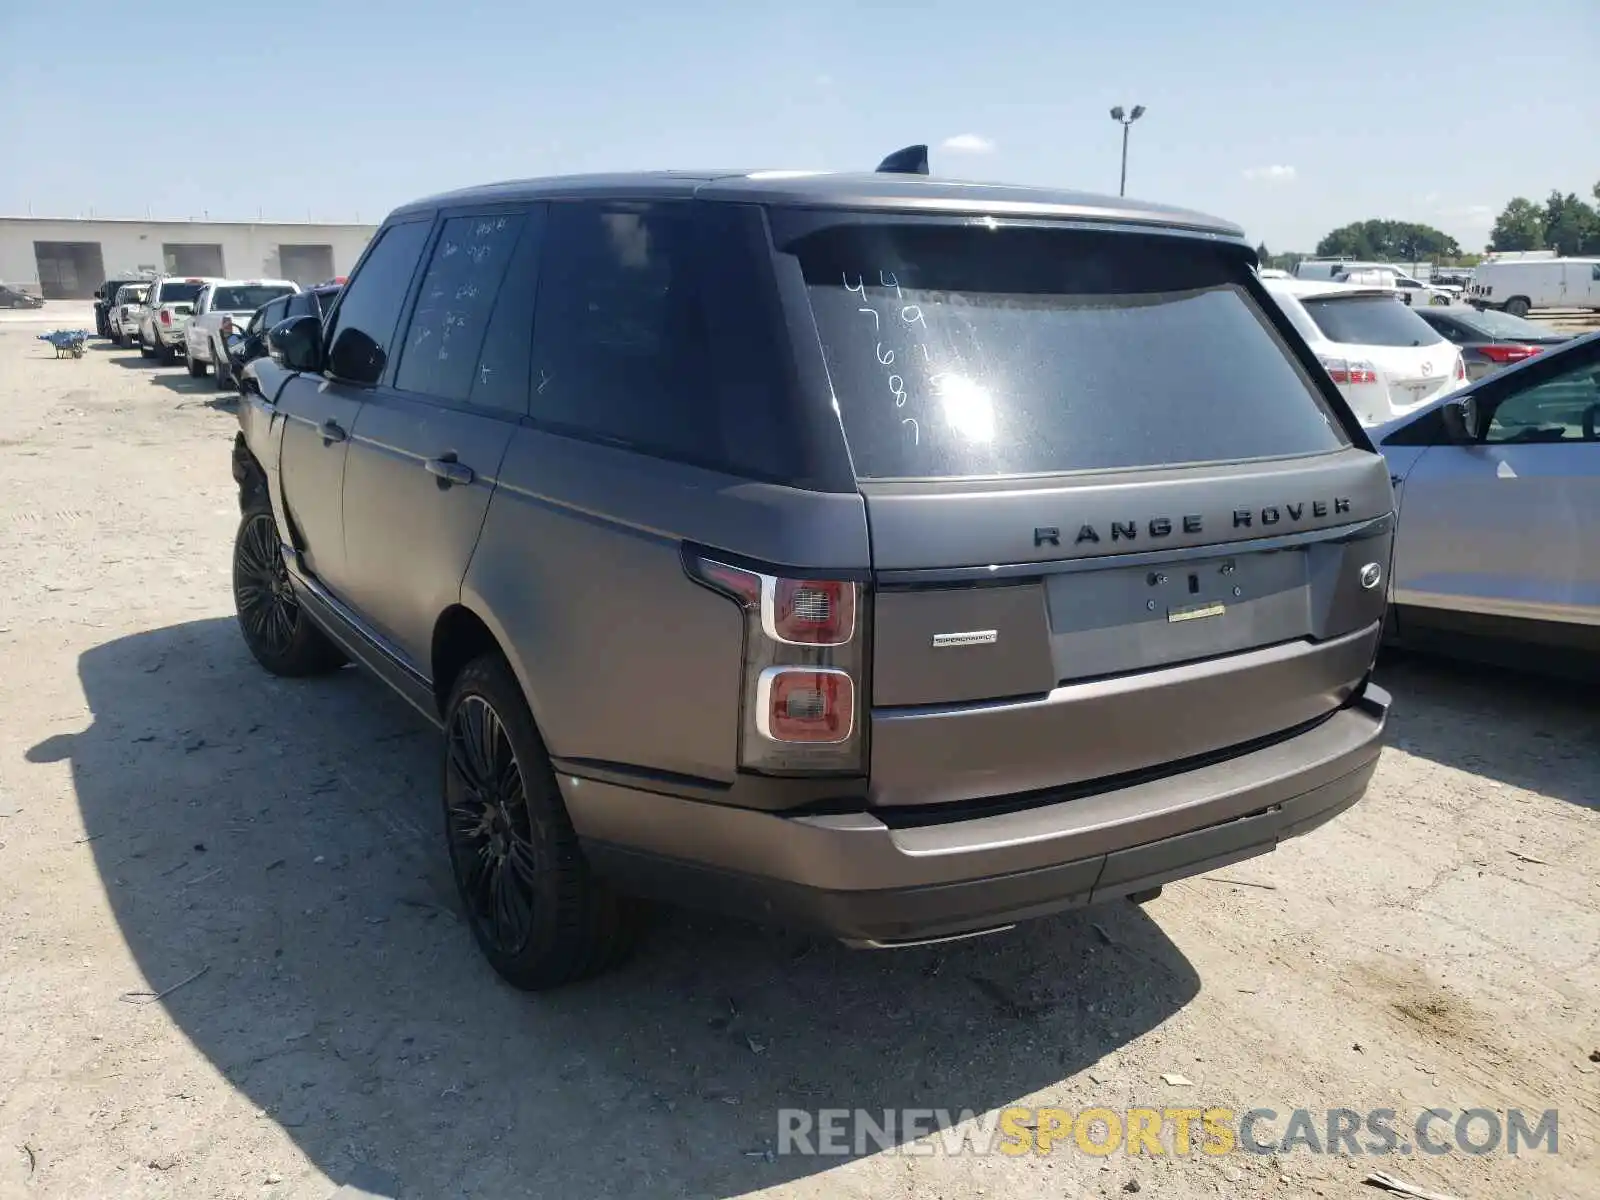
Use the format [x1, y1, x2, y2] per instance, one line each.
[181, 279, 299, 377]
[137, 276, 220, 363]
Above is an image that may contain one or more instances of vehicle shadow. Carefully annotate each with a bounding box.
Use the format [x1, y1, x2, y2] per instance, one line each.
[1375, 650, 1599, 808]
[32, 618, 1199, 1199]
[148, 373, 220, 397]
[110, 353, 163, 369]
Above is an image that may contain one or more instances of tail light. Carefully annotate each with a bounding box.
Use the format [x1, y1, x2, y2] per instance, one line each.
[1477, 344, 1540, 365]
[686, 553, 866, 774]
[160, 310, 171, 326]
[1319, 356, 1378, 386]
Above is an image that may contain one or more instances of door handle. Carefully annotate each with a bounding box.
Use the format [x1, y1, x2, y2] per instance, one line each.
[320, 418, 347, 445]
[425, 456, 476, 487]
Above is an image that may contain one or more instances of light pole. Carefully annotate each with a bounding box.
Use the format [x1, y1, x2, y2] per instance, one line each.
[1109, 104, 1146, 197]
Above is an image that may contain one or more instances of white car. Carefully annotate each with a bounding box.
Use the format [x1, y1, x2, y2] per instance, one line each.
[182, 279, 299, 377]
[108, 283, 149, 346]
[137, 276, 221, 363]
[1263, 277, 1465, 426]
[1334, 266, 1455, 307]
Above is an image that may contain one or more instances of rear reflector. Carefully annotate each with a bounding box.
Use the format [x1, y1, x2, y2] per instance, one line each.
[756, 667, 854, 743]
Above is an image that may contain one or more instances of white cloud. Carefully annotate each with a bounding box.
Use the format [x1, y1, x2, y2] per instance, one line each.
[940, 133, 996, 154]
[1242, 164, 1297, 183]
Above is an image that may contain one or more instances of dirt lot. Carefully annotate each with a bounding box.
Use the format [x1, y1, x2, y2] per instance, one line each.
[0, 317, 1596, 1200]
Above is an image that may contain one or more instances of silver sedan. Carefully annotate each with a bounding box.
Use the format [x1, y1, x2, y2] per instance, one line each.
[1374, 327, 1600, 673]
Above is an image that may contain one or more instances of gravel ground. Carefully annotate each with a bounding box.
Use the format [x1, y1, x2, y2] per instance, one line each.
[0, 327, 1595, 1200]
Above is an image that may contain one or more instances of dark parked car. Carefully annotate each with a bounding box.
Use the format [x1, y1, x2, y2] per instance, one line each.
[229, 152, 1394, 989]
[1, 284, 44, 309]
[1412, 305, 1573, 381]
[93, 275, 152, 335]
[217, 283, 341, 390]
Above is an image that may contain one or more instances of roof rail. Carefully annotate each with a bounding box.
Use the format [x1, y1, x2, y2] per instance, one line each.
[875, 145, 930, 175]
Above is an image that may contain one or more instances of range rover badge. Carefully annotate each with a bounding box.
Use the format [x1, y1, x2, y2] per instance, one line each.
[931, 630, 998, 648]
[1360, 563, 1383, 590]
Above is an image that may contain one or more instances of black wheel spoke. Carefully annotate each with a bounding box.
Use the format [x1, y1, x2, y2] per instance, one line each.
[234, 513, 298, 656]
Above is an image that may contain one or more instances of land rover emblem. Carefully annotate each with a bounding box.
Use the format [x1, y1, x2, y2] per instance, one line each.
[1360, 562, 1383, 590]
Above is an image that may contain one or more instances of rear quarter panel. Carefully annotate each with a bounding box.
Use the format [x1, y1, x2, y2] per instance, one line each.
[462, 429, 871, 784]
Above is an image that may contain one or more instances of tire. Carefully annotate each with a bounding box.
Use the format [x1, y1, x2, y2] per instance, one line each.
[1504, 296, 1531, 318]
[111, 331, 124, 347]
[231, 508, 346, 677]
[442, 654, 640, 990]
[159, 338, 178, 365]
[138, 334, 154, 359]
[186, 349, 207, 377]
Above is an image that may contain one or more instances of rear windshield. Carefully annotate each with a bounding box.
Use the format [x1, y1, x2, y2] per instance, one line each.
[1300, 295, 1443, 348]
[212, 285, 294, 311]
[158, 282, 204, 304]
[117, 287, 147, 302]
[1455, 307, 1560, 340]
[782, 221, 1348, 480]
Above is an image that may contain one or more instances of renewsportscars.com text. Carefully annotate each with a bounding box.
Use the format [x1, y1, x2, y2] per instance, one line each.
[776, 1106, 1559, 1158]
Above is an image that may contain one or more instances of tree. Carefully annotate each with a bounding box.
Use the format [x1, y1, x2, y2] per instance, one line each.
[1315, 219, 1460, 261]
[1542, 190, 1599, 257]
[1255, 241, 1270, 263]
[1489, 198, 1545, 252]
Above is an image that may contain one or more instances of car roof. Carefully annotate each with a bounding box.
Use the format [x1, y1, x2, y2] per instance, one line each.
[389, 169, 1245, 240]
[1263, 277, 1394, 301]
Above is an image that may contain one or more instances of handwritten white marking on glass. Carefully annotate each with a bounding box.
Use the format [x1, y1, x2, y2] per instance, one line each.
[858, 307, 879, 330]
[843, 274, 865, 298]
[902, 417, 920, 444]
[901, 305, 926, 328]
[880, 270, 902, 299]
[876, 343, 894, 366]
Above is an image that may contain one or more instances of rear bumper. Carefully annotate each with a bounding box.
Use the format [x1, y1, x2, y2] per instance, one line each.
[570, 683, 1390, 945]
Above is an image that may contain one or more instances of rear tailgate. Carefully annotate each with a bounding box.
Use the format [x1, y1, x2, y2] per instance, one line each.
[775, 216, 1393, 809]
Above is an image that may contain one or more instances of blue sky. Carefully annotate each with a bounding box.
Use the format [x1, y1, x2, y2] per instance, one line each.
[2, 0, 1595, 251]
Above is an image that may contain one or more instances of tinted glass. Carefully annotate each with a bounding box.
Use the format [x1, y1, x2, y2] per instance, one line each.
[323, 220, 430, 385]
[1300, 295, 1443, 348]
[214, 285, 294, 311]
[1486, 345, 1600, 443]
[396, 212, 527, 403]
[1457, 308, 1567, 341]
[466, 209, 543, 415]
[312, 288, 340, 315]
[158, 282, 204, 304]
[784, 221, 1348, 480]
[529, 200, 806, 480]
[284, 292, 318, 318]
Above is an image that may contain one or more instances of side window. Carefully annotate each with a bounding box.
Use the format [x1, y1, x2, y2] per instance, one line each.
[467, 208, 544, 415]
[323, 220, 431, 385]
[285, 292, 316, 318]
[1592, 264, 1600, 283]
[528, 201, 716, 463]
[1486, 348, 1600, 444]
[394, 211, 527, 404]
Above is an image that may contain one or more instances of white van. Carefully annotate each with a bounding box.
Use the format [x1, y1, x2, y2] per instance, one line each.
[1469, 257, 1600, 315]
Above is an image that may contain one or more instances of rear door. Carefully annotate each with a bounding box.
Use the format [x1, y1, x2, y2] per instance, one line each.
[1392, 335, 1600, 627]
[337, 207, 537, 669]
[274, 219, 431, 599]
[773, 216, 1394, 807]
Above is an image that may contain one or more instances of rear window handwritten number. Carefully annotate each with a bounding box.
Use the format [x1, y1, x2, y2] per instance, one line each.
[902, 417, 919, 444]
[889, 375, 906, 406]
[876, 343, 894, 366]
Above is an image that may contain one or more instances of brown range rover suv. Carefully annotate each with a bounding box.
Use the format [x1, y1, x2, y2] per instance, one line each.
[230, 148, 1394, 989]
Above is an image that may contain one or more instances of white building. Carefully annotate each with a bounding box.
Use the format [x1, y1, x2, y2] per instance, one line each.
[0, 216, 379, 298]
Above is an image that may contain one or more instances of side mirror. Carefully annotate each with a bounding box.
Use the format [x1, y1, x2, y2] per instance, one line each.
[268, 314, 325, 372]
[94, 289, 104, 300]
[1439, 394, 1482, 444]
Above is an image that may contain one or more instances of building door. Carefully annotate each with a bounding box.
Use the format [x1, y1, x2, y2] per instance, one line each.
[33, 242, 106, 299]
[163, 244, 225, 275]
[278, 244, 335, 285]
